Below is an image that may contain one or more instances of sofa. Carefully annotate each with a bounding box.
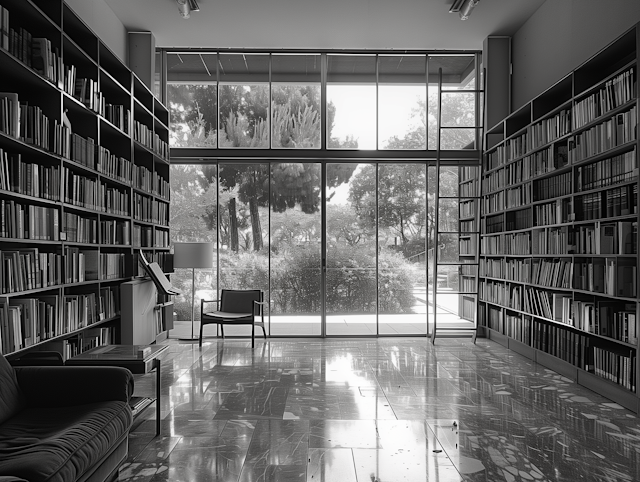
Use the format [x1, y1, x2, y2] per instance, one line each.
[0, 353, 134, 482]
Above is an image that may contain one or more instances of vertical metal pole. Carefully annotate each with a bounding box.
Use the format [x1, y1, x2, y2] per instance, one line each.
[321, 54, 327, 337]
[432, 67, 443, 344]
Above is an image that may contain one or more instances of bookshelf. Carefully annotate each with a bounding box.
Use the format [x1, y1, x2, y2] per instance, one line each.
[479, 25, 640, 411]
[0, 1, 171, 360]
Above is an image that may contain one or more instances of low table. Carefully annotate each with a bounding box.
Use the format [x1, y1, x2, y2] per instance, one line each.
[66, 344, 168, 436]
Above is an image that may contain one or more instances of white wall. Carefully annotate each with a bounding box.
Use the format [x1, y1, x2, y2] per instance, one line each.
[65, 0, 128, 62]
[512, 0, 640, 110]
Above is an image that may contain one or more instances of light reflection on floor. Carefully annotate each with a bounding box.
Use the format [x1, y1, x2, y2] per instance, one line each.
[120, 338, 640, 481]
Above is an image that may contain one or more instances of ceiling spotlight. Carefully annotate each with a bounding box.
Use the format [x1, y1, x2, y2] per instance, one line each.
[449, 0, 479, 20]
[176, 0, 199, 19]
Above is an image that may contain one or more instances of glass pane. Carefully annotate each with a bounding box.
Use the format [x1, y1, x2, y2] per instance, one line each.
[440, 128, 477, 150]
[218, 84, 269, 148]
[378, 55, 426, 150]
[377, 164, 427, 335]
[168, 83, 218, 147]
[436, 266, 478, 293]
[441, 93, 476, 127]
[270, 162, 322, 336]
[154, 50, 161, 99]
[218, 163, 270, 337]
[438, 166, 460, 197]
[428, 55, 476, 90]
[427, 165, 437, 335]
[327, 55, 376, 150]
[271, 84, 321, 149]
[218, 54, 269, 148]
[326, 163, 376, 334]
[438, 198, 461, 232]
[169, 164, 218, 337]
[167, 52, 218, 148]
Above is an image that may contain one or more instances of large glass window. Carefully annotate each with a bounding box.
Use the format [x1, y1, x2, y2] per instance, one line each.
[271, 55, 322, 149]
[378, 55, 427, 150]
[326, 55, 377, 150]
[429, 55, 479, 150]
[218, 54, 270, 148]
[167, 52, 218, 147]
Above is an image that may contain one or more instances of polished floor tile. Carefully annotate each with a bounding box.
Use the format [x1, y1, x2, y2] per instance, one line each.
[119, 338, 640, 482]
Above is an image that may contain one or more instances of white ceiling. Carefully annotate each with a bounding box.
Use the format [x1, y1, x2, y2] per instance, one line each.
[103, 0, 547, 51]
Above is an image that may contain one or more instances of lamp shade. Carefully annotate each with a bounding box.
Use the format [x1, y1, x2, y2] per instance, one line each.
[173, 242, 214, 269]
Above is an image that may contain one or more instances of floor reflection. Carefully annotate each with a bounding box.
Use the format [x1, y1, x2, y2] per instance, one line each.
[120, 338, 640, 481]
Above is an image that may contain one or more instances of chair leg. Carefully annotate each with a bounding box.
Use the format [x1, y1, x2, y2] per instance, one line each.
[251, 324, 255, 348]
[261, 324, 267, 339]
[199, 323, 204, 347]
[220, 323, 225, 339]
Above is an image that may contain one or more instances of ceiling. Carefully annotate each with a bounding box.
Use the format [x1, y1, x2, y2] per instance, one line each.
[103, 0, 547, 51]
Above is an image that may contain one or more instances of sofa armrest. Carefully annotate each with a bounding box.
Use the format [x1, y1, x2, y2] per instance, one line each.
[0, 477, 29, 482]
[15, 366, 134, 407]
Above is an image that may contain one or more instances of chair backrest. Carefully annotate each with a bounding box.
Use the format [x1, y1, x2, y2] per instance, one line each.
[220, 289, 262, 315]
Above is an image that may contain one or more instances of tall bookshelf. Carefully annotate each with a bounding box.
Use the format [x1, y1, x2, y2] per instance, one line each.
[479, 25, 640, 411]
[0, 0, 171, 361]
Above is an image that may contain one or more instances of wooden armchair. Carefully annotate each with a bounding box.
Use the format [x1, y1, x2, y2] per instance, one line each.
[199, 289, 267, 347]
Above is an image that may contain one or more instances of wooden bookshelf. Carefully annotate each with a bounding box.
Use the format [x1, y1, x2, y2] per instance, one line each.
[479, 25, 640, 411]
[0, 1, 171, 359]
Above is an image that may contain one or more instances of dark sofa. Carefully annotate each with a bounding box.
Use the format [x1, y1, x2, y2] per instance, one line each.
[0, 353, 134, 482]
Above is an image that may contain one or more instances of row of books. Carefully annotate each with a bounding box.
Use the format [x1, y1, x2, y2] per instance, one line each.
[70, 134, 97, 170]
[0, 291, 119, 356]
[482, 167, 504, 194]
[506, 157, 532, 185]
[574, 221, 637, 255]
[458, 177, 478, 197]
[458, 276, 476, 294]
[459, 237, 476, 256]
[1, 200, 59, 241]
[483, 191, 503, 214]
[132, 163, 153, 191]
[459, 199, 477, 218]
[132, 194, 170, 225]
[577, 184, 637, 221]
[568, 106, 637, 164]
[460, 219, 476, 233]
[100, 219, 131, 245]
[533, 321, 592, 371]
[102, 102, 131, 135]
[134, 121, 170, 159]
[531, 226, 571, 255]
[98, 147, 131, 183]
[575, 149, 637, 192]
[573, 257, 636, 297]
[104, 186, 130, 216]
[506, 208, 533, 231]
[485, 147, 504, 170]
[482, 215, 504, 234]
[523, 287, 559, 320]
[532, 258, 572, 289]
[505, 232, 531, 255]
[458, 295, 476, 322]
[533, 171, 571, 202]
[64, 248, 129, 283]
[63, 212, 98, 244]
[534, 199, 570, 226]
[1, 248, 62, 294]
[505, 183, 532, 209]
[526, 108, 571, 151]
[480, 280, 522, 310]
[155, 172, 170, 200]
[64, 67, 101, 113]
[593, 347, 635, 391]
[573, 68, 636, 130]
[133, 225, 153, 247]
[480, 257, 531, 282]
[0, 150, 60, 200]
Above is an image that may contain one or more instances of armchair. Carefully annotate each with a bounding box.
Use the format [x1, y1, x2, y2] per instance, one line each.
[200, 289, 267, 347]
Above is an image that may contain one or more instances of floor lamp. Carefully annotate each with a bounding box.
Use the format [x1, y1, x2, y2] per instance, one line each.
[173, 242, 213, 341]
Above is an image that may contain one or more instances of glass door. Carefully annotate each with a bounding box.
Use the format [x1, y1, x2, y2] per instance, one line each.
[325, 163, 377, 335]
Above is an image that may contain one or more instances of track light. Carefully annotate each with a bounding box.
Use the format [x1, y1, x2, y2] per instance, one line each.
[176, 0, 199, 19]
[449, 0, 479, 20]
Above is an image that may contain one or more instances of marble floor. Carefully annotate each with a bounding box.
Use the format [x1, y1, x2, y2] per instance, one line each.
[119, 337, 640, 482]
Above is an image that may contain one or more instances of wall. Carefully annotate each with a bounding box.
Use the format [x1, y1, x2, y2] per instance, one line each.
[512, 0, 640, 110]
[65, 0, 128, 62]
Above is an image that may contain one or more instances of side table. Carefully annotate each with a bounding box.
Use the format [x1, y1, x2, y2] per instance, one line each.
[66, 344, 168, 436]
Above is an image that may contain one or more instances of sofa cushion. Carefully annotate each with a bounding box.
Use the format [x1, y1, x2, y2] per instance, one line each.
[0, 400, 132, 482]
[0, 356, 23, 426]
